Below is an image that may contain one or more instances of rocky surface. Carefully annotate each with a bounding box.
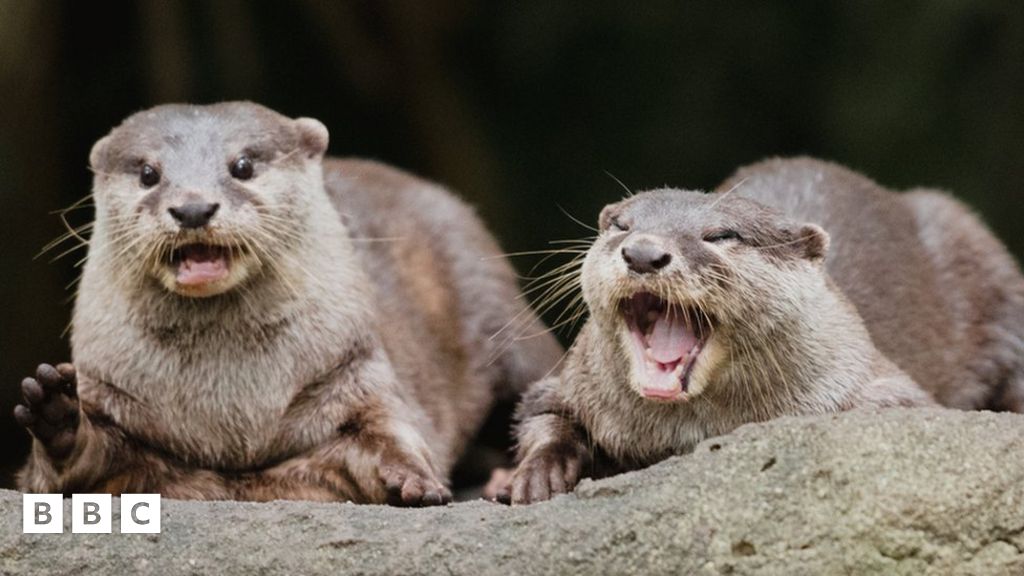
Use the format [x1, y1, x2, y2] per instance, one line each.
[2, 408, 1023, 575]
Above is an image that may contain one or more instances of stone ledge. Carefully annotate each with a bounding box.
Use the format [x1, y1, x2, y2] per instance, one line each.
[2, 408, 1023, 575]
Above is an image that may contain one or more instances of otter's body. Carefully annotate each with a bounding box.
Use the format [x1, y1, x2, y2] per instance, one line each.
[499, 183, 935, 504]
[16, 103, 561, 504]
[720, 157, 1024, 412]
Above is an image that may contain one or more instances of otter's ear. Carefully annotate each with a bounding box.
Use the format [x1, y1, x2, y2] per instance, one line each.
[793, 223, 829, 262]
[89, 135, 112, 171]
[294, 117, 329, 159]
[598, 204, 619, 231]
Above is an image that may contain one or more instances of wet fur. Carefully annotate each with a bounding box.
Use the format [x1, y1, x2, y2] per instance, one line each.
[17, 102, 562, 501]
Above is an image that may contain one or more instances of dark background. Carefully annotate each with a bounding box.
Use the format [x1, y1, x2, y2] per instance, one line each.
[2, 1, 1022, 487]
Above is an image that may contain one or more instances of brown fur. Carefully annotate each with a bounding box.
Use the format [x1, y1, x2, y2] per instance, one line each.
[718, 157, 1024, 412]
[498, 184, 935, 504]
[15, 102, 562, 504]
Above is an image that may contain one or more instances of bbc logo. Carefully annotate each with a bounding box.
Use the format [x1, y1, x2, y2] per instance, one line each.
[23, 494, 161, 534]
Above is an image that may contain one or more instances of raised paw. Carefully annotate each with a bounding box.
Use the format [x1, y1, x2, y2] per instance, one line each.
[14, 363, 81, 459]
[496, 444, 587, 505]
[380, 463, 452, 507]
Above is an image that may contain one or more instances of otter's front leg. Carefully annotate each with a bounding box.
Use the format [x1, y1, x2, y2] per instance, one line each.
[495, 377, 595, 504]
[321, 354, 453, 506]
[232, 402, 452, 506]
[14, 363, 128, 493]
[325, 398, 453, 506]
[14, 363, 235, 498]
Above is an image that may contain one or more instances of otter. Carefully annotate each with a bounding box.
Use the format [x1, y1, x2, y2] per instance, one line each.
[496, 186, 936, 504]
[14, 102, 562, 505]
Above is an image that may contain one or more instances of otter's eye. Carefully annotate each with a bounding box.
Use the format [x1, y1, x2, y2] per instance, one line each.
[230, 156, 254, 180]
[703, 230, 742, 243]
[609, 216, 630, 232]
[139, 164, 160, 188]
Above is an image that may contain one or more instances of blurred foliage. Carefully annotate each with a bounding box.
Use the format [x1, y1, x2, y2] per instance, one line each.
[1, 0, 1022, 484]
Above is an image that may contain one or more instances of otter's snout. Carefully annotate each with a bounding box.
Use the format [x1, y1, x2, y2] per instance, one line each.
[622, 240, 671, 274]
[168, 202, 220, 229]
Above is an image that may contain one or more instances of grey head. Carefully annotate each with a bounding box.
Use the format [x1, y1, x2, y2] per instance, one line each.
[87, 101, 330, 298]
[579, 189, 830, 402]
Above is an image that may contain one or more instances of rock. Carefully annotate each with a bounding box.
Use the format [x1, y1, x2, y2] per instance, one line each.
[2, 408, 1023, 575]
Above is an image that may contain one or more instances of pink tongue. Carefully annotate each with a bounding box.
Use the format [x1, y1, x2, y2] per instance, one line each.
[648, 313, 698, 364]
[176, 247, 228, 286]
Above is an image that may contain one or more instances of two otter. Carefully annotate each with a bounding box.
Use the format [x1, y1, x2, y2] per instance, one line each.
[498, 157, 1024, 504]
[14, 102, 562, 504]
[17, 106, 1022, 508]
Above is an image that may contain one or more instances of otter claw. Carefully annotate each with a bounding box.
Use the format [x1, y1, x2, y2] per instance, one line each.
[381, 465, 452, 507]
[497, 445, 585, 505]
[15, 363, 81, 459]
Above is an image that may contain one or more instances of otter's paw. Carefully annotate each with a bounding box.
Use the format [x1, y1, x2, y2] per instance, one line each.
[14, 363, 81, 459]
[496, 445, 586, 505]
[482, 467, 513, 501]
[380, 463, 452, 507]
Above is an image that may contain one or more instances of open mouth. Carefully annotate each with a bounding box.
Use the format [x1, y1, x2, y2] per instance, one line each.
[171, 243, 233, 287]
[620, 291, 711, 401]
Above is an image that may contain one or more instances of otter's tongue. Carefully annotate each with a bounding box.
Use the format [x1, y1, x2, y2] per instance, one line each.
[176, 245, 229, 286]
[622, 293, 708, 400]
[647, 312, 698, 365]
[630, 307, 703, 400]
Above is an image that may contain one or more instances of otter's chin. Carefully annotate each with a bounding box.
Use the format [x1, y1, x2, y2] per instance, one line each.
[157, 244, 256, 298]
[618, 291, 711, 402]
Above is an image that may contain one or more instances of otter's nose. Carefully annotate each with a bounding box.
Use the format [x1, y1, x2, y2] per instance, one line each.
[168, 202, 220, 229]
[622, 243, 672, 274]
